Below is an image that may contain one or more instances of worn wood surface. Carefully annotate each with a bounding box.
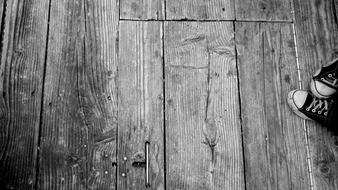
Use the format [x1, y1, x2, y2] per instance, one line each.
[38, 0, 118, 189]
[117, 21, 164, 190]
[0, 0, 49, 189]
[165, 22, 244, 190]
[166, 0, 234, 20]
[235, 0, 293, 21]
[1, 0, 338, 189]
[235, 22, 309, 190]
[120, 0, 164, 20]
[294, 0, 338, 189]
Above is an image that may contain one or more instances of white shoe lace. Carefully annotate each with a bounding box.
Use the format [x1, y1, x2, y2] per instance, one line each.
[306, 97, 330, 116]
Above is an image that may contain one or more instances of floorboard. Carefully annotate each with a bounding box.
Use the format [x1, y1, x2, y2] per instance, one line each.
[293, 0, 338, 189]
[0, 0, 49, 189]
[235, 22, 309, 190]
[165, 22, 244, 190]
[235, 0, 293, 21]
[166, 0, 234, 20]
[117, 21, 164, 190]
[120, 0, 165, 20]
[38, 0, 119, 189]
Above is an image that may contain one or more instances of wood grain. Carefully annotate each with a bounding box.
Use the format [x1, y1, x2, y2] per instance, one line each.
[117, 21, 164, 190]
[235, 0, 293, 21]
[0, 0, 49, 189]
[165, 22, 244, 190]
[293, 0, 338, 189]
[120, 0, 165, 20]
[235, 22, 309, 190]
[166, 0, 234, 20]
[38, 0, 119, 189]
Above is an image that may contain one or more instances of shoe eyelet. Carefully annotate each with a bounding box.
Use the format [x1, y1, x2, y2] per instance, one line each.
[321, 78, 325, 81]
[318, 111, 322, 114]
[324, 112, 328, 116]
[306, 108, 310, 111]
[312, 109, 316, 112]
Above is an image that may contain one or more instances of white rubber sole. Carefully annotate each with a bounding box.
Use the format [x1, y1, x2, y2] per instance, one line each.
[310, 79, 333, 99]
[287, 90, 312, 120]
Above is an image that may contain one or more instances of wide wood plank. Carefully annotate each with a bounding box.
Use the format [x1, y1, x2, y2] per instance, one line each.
[235, 0, 293, 21]
[84, 1, 119, 189]
[165, 22, 244, 190]
[0, 0, 49, 189]
[294, 0, 338, 189]
[120, 0, 165, 20]
[166, 0, 234, 20]
[38, 0, 119, 189]
[117, 21, 164, 190]
[236, 22, 309, 190]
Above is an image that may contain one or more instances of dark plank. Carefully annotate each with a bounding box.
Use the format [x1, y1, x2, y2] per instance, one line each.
[166, 0, 234, 20]
[294, 0, 338, 189]
[120, 0, 165, 20]
[165, 22, 244, 190]
[0, 0, 49, 189]
[235, 0, 293, 21]
[117, 21, 164, 190]
[235, 22, 309, 190]
[38, 0, 119, 189]
[0, 0, 6, 39]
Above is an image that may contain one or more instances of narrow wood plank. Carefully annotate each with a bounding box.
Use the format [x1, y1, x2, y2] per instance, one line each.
[235, 0, 293, 21]
[166, 0, 234, 20]
[38, 0, 119, 189]
[117, 21, 164, 190]
[120, 0, 165, 20]
[294, 0, 338, 189]
[84, 1, 119, 189]
[0, 0, 49, 189]
[165, 22, 244, 190]
[236, 22, 309, 190]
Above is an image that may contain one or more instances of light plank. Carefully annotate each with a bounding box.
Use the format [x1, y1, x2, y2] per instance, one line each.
[0, 0, 49, 189]
[235, 0, 293, 21]
[294, 0, 338, 189]
[117, 21, 164, 190]
[165, 22, 244, 190]
[38, 0, 119, 189]
[166, 0, 234, 20]
[236, 22, 309, 189]
[120, 0, 165, 20]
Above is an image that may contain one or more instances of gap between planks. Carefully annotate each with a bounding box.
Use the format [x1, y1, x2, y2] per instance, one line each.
[35, 0, 53, 189]
[119, 18, 294, 23]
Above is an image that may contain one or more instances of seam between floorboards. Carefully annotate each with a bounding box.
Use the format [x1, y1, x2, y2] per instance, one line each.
[119, 18, 293, 23]
[233, 21, 247, 190]
[35, 0, 52, 189]
[292, 18, 314, 190]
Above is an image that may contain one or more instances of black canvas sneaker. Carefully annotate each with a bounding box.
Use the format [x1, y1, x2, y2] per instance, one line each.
[310, 58, 338, 98]
[288, 90, 335, 125]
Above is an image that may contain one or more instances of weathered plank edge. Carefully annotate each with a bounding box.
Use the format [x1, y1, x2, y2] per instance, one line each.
[232, 20, 247, 190]
[34, 0, 52, 189]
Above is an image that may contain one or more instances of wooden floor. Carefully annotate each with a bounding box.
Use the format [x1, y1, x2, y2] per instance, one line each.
[0, 0, 337, 189]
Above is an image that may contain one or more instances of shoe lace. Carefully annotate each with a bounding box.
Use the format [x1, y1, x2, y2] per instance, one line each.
[306, 97, 330, 116]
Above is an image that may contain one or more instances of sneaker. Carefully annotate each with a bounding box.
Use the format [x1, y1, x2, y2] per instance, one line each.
[287, 90, 335, 125]
[310, 58, 338, 98]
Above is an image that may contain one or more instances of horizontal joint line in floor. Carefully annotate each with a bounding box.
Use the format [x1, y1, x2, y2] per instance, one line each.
[119, 18, 293, 23]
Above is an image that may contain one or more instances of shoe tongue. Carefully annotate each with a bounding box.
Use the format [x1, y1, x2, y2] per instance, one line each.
[303, 93, 316, 109]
